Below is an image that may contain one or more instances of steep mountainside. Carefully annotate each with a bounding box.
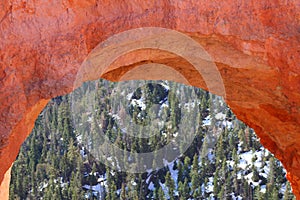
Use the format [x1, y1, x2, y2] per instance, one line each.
[10, 80, 295, 200]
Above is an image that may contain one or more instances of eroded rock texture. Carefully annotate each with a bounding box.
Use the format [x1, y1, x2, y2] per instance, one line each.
[0, 0, 299, 198]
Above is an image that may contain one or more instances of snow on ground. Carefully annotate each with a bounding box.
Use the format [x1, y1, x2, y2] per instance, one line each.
[207, 150, 214, 162]
[206, 177, 214, 193]
[87, 116, 93, 122]
[126, 92, 134, 100]
[160, 82, 170, 90]
[231, 148, 277, 193]
[261, 185, 266, 193]
[112, 114, 120, 120]
[83, 183, 105, 198]
[238, 150, 265, 170]
[131, 180, 137, 186]
[222, 120, 233, 129]
[148, 182, 155, 190]
[80, 146, 87, 158]
[83, 183, 104, 193]
[159, 182, 170, 199]
[98, 175, 106, 183]
[131, 99, 146, 110]
[183, 101, 197, 112]
[38, 181, 48, 192]
[167, 160, 179, 188]
[77, 134, 82, 143]
[203, 116, 211, 126]
[215, 112, 226, 120]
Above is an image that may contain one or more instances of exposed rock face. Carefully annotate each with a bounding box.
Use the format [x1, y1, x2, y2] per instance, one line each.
[0, 0, 299, 198]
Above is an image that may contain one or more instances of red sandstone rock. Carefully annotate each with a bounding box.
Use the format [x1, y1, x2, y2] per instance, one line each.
[0, 0, 299, 199]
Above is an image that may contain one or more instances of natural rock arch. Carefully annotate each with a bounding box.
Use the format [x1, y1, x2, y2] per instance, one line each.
[0, 0, 299, 198]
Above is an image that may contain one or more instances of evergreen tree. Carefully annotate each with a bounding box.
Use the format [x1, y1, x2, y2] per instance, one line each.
[232, 148, 239, 194]
[183, 157, 191, 181]
[190, 154, 200, 198]
[178, 178, 190, 200]
[213, 168, 220, 196]
[178, 181, 185, 199]
[271, 187, 279, 200]
[158, 187, 166, 200]
[165, 171, 175, 200]
[120, 183, 127, 200]
[284, 182, 294, 200]
[177, 161, 184, 183]
[254, 185, 264, 200]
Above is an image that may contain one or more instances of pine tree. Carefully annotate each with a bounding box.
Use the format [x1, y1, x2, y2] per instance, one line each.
[178, 178, 190, 200]
[178, 181, 185, 199]
[252, 153, 260, 183]
[242, 178, 250, 198]
[165, 171, 175, 200]
[158, 187, 166, 200]
[271, 187, 279, 200]
[53, 184, 63, 200]
[183, 157, 191, 181]
[120, 183, 127, 200]
[216, 131, 225, 166]
[45, 174, 56, 200]
[254, 185, 264, 200]
[69, 171, 82, 200]
[284, 182, 295, 200]
[190, 154, 200, 198]
[110, 182, 118, 200]
[30, 169, 37, 198]
[9, 185, 15, 200]
[219, 158, 229, 198]
[177, 161, 184, 183]
[213, 168, 220, 197]
[232, 148, 239, 194]
[183, 178, 190, 198]
[267, 157, 275, 195]
[218, 186, 225, 199]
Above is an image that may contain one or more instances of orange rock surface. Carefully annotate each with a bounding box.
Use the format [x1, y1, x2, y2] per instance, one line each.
[0, 0, 299, 198]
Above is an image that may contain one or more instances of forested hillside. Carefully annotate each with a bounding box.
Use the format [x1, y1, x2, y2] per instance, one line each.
[9, 79, 295, 200]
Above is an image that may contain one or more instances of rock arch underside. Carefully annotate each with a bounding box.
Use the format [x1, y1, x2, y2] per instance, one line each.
[0, 0, 299, 198]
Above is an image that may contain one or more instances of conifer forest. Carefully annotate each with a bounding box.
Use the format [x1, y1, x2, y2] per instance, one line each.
[10, 79, 295, 200]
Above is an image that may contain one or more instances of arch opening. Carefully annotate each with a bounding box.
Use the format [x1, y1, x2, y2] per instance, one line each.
[9, 78, 295, 199]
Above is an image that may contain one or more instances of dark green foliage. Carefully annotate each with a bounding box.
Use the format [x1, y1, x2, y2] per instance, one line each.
[165, 172, 175, 200]
[9, 79, 295, 200]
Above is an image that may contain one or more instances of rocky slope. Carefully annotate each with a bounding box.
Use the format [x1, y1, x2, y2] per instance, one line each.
[0, 0, 299, 198]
